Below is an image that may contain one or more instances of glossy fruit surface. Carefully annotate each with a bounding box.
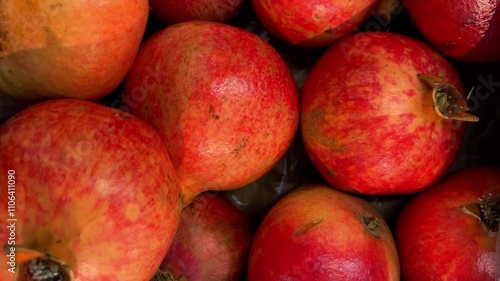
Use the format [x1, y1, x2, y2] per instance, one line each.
[251, 0, 381, 47]
[248, 184, 400, 281]
[396, 167, 500, 281]
[158, 193, 252, 281]
[122, 21, 299, 204]
[403, 0, 500, 62]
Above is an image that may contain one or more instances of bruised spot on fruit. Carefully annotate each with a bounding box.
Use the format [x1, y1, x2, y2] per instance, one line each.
[233, 139, 247, 156]
[362, 216, 381, 239]
[18, 255, 73, 281]
[302, 109, 347, 153]
[124, 204, 140, 222]
[327, 168, 336, 178]
[114, 112, 131, 120]
[48, 2, 63, 10]
[295, 218, 324, 235]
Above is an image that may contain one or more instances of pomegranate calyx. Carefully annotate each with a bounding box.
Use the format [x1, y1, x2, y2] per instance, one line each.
[151, 269, 187, 281]
[362, 216, 381, 239]
[17, 254, 73, 281]
[461, 194, 500, 235]
[417, 73, 479, 122]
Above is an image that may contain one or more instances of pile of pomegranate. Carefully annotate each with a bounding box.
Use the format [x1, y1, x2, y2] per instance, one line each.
[0, 0, 499, 280]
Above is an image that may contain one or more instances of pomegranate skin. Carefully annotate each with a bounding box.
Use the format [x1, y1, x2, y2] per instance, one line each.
[0, 99, 182, 281]
[160, 193, 253, 281]
[0, 0, 149, 101]
[251, 0, 381, 48]
[396, 167, 500, 281]
[301, 32, 466, 195]
[248, 184, 400, 281]
[149, 0, 244, 24]
[403, 0, 500, 62]
[121, 21, 299, 204]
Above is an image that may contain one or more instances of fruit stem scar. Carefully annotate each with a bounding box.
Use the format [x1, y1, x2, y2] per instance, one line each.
[461, 194, 500, 235]
[17, 254, 74, 281]
[150, 269, 187, 281]
[362, 216, 381, 239]
[417, 73, 479, 122]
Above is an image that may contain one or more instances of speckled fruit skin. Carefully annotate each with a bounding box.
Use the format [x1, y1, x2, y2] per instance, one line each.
[301, 32, 466, 195]
[396, 167, 500, 281]
[403, 0, 500, 62]
[160, 193, 252, 281]
[0, 0, 149, 101]
[0, 99, 182, 281]
[251, 0, 381, 48]
[121, 21, 299, 204]
[149, 0, 244, 24]
[248, 184, 400, 281]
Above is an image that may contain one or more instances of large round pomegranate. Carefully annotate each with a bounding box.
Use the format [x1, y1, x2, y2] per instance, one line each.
[251, 0, 381, 48]
[403, 0, 500, 62]
[396, 167, 500, 280]
[0, 0, 149, 101]
[248, 184, 400, 281]
[121, 21, 299, 204]
[155, 192, 253, 281]
[0, 99, 182, 281]
[301, 31, 478, 195]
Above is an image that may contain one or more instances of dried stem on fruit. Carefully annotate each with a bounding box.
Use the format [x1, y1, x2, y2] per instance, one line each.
[417, 73, 479, 122]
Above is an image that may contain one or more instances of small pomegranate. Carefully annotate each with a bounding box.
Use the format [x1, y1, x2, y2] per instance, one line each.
[0, 99, 182, 281]
[301, 31, 478, 195]
[251, 0, 381, 48]
[403, 0, 500, 62]
[153, 192, 253, 281]
[149, 0, 244, 24]
[121, 21, 299, 204]
[248, 184, 400, 281]
[396, 167, 500, 280]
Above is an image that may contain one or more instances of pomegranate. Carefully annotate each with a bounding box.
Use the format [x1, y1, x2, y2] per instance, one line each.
[396, 167, 500, 281]
[251, 0, 381, 48]
[0, 99, 182, 281]
[121, 21, 299, 204]
[0, 0, 149, 101]
[149, 0, 244, 24]
[301, 31, 478, 195]
[403, 0, 500, 62]
[248, 184, 400, 280]
[153, 192, 252, 281]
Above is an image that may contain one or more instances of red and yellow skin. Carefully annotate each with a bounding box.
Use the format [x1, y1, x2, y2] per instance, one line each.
[403, 0, 500, 62]
[149, 0, 244, 24]
[301, 31, 466, 195]
[248, 185, 400, 281]
[0, 100, 182, 281]
[0, 0, 149, 101]
[121, 21, 299, 205]
[251, 0, 381, 48]
[396, 167, 500, 281]
[159, 193, 253, 281]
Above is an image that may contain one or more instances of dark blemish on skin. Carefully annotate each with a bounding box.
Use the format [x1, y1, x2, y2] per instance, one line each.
[209, 104, 215, 113]
[48, 2, 63, 9]
[143, 104, 150, 112]
[327, 169, 336, 177]
[213, 114, 220, 120]
[324, 27, 334, 34]
[295, 219, 324, 235]
[115, 112, 132, 120]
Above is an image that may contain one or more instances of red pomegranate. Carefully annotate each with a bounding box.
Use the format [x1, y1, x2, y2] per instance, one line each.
[251, 0, 381, 48]
[0, 0, 149, 101]
[396, 167, 500, 281]
[301, 31, 478, 195]
[154, 192, 253, 281]
[403, 0, 500, 62]
[248, 184, 400, 281]
[149, 0, 244, 24]
[121, 21, 299, 204]
[0, 99, 182, 281]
